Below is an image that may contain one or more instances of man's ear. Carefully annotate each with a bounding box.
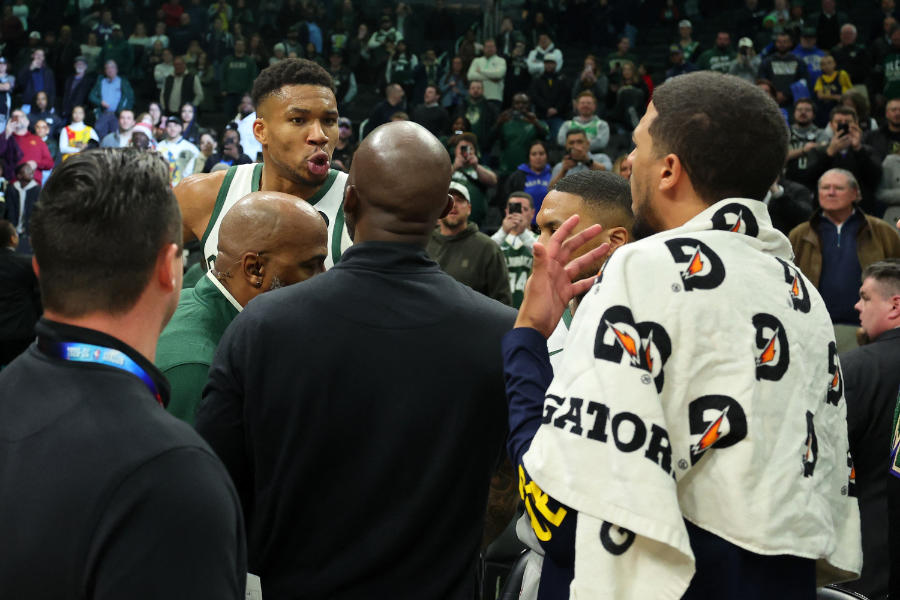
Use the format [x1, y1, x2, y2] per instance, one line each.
[439, 194, 453, 218]
[605, 225, 630, 252]
[889, 293, 900, 320]
[31, 255, 39, 277]
[252, 116, 266, 146]
[157, 243, 180, 292]
[241, 251, 265, 288]
[658, 153, 683, 194]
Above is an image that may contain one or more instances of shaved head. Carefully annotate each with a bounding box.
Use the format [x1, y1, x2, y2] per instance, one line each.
[214, 191, 328, 305]
[344, 121, 452, 245]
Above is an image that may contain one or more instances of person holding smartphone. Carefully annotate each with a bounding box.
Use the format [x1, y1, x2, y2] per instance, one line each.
[449, 131, 497, 227]
[807, 106, 883, 215]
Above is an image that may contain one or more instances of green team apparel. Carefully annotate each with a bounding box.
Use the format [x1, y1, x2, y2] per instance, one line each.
[884, 51, 900, 100]
[155, 271, 240, 424]
[500, 233, 534, 308]
[201, 163, 352, 271]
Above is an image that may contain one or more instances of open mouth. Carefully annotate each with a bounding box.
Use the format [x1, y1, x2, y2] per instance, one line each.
[307, 151, 330, 176]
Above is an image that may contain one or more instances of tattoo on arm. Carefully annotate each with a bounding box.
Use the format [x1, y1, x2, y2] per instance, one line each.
[482, 457, 518, 548]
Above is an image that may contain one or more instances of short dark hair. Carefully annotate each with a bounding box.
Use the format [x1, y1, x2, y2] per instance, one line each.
[508, 191, 534, 209]
[30, 149, 181, 316]
[862, 259, 900, 296]
[650, 72, 788, 203]
[830, 105, 858, 122]
[251, 58, 334, 108]
[552, 170, 634, 229]
[794, 97, 815, 112]
[566, 129, 588, 140]
[529, 139, 548, 154]
[0, 219, 15, 247]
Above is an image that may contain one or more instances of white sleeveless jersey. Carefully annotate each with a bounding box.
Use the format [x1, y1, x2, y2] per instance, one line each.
[200, 163, 351, 270]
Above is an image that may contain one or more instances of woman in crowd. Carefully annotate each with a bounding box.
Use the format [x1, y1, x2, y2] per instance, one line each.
[180, 103, 200, 145]
[129, 23, 150, 49]
[147, 102, 166, 140]
[613, 153, 632, 180]
[59, 105, 99, 161]
[148, 21, 169, 49]
[504, 139, 552, 221]
[191, 131, 216, 175]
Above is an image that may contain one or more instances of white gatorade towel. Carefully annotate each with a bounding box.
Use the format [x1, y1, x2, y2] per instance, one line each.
[522, 198, 862, 599]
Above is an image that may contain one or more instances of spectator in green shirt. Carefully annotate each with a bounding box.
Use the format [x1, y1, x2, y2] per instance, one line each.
[221, 38, 258, 120]
[697, 32, 737, 73]
[492, 92, 548, 177]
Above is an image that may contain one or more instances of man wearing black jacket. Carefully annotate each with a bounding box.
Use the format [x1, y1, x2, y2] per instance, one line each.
[0, 149, 246, 599]
[0, 219, 39, 365]
[197, 121, 518, 599]
[841, 259, 900, 599]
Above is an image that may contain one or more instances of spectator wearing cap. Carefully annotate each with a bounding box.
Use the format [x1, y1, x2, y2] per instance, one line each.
[697, 32, 736, 74]
[411, 85, 450, 139]
[88, 60, 134, 139]
[98, 24, 134, 77]
[61, 56, 93, 125]
[831, 24, 871, 91]
[426, 180, 512, 305]
[729, 37, 761, 82]
[676, 19, 700, 62]
[156, 114, 200, 185]
[332, 117, 357, 173]
[449, 132, 497, 227]
[525, 33, 562, 77]
[16, 47, 54, 109]
[0, 58, 15, 131]
[129, 122, 156, 151]
[201, 126, 250, 173]
[664, 44, 697, 81]
[528, 54, 568, 142]
[160, 56, 203, 114]
[368, 15, 404, 51]
[794, 26, 826, 88]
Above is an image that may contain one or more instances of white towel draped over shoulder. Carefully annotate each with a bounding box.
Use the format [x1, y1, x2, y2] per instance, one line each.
[523, 198, 862, 599]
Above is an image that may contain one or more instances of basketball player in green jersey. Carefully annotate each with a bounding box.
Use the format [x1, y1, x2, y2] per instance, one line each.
[176, 59, 351, 273]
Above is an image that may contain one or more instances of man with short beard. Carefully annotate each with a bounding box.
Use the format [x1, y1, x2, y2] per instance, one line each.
[864, 97, 900, 161]
[503, 72, 861, 598]
[427, 181, 511, 305]
[785, 98, 823, 188]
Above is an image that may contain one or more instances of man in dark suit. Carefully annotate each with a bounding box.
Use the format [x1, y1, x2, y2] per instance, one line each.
[0, 219, 40, 366]
[841, 259, 900, 600]
[197, 121, 518, 598]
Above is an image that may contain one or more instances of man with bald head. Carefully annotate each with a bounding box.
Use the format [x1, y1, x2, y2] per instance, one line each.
[156, 191, 327, 424]
[197, 121, 518, 599]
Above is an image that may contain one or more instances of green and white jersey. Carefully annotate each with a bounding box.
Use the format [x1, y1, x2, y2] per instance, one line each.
[499, 233, 533, 308]
[546, 306, 573, 372]
[200, 163, 351, 271]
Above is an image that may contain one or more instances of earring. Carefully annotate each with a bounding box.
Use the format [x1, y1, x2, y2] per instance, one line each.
[255, 278, 263, 288]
